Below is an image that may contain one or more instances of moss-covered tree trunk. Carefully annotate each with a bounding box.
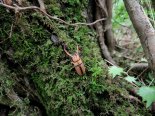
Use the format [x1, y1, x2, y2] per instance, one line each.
[0, 0, 151, 115]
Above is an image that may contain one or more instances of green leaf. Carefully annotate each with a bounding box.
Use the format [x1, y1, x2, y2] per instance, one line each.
[140, 58, 147, 62]
[137, 86, 155, 108]
[108, 66, 124, 78]
[125, 76, 137, 83]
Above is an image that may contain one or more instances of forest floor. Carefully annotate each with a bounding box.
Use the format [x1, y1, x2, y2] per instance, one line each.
[113, 24, 155, 89]
[114, 25, 145, 73]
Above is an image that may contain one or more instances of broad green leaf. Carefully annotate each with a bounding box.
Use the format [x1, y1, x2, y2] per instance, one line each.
[125, 76, 137, 83]
[137, 86, 155, 108]
[108, 66, 123, 78]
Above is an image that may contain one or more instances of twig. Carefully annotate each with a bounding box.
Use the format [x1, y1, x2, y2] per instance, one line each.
[105, 59, 117, 66]
[127, 63, 148, 73]
[123, 56, 139, 62]
[149, 78, 154, 87]
[0, 3, 107, 26]
[9, 23, 14, 38]
[38, 0, 46, 12]
[140, 78, 146, 86]
[137, 67, 148, 78]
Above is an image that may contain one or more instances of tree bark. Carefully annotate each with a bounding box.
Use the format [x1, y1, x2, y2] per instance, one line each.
[38, 0, 46, 12]
[123, 0, 155, 75]
[92, 0, 116, 65]
[95, 5, 116, 65]
[105, 0, 115, 52]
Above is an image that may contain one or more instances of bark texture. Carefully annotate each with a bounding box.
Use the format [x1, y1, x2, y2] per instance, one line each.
[89, 0, 116, 65]
[124, 0, 155, 74]
[95, 5, 116, 65]
[38, 0, 46, 12]
[105, 0, 115, 52]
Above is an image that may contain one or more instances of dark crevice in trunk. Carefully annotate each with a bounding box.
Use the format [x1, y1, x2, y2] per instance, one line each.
[0, 104, 10, 116]
[1, 53, 47, 116]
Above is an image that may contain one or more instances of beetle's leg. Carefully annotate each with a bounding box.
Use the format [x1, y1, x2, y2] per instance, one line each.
[76, 45, 79, 54]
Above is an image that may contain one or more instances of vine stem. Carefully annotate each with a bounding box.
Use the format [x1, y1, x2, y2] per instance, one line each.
[0, 3, 107, 26]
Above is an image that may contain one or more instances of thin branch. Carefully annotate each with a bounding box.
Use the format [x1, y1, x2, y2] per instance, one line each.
[123, 56, 139, 62]
[137, 67, 148, 78]
[0, 3, 107, 26]
[105, 59, 117, 66]
[38, 0, 46, 12]
[127, 63, 148, 73]
[149, 78, 154, 87]
[9, 23, 14, 38]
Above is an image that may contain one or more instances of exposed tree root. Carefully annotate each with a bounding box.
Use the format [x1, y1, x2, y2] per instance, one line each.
[37, 0, 46, 12]
[94, 0, 116, 65]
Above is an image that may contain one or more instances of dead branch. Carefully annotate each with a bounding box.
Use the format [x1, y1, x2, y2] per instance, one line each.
[0, 3, 107, 26]
[123, 56, 139, 62]
[128, 63, 148, 72]
[137, 67, 149, 78]
[9, 23, 14, 38]
[38, 0, 46, 12]
[105, 59, 117, 66]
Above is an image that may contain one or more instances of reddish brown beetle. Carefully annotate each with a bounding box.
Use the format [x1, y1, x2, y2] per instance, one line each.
[64, 45, 86, 76]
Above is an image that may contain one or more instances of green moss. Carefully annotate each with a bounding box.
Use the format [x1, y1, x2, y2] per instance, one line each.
[0, 1, 151, 116]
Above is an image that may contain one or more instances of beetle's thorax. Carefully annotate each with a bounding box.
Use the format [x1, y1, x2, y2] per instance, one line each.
[72, 53, 80, 62]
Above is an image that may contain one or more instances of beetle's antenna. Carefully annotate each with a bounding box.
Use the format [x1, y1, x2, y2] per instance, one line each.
[63, 44, 73, 58]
